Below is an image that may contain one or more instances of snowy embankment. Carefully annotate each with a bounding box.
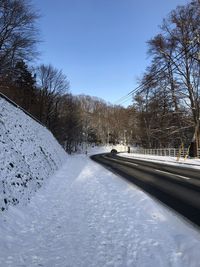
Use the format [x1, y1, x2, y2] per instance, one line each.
[1, 154, 200, 266]
[0, 97, 67, 211]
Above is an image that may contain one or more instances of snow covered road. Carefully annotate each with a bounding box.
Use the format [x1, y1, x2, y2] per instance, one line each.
[1, 154, 200, 267]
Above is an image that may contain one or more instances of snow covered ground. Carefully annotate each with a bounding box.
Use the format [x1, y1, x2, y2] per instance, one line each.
[119, 152, 200, 169]
[1, 96, 200, 266]
[1, 153, 200, 267]
[0, 97, 67, 211]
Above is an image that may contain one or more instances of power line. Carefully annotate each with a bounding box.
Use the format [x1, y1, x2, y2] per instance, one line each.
[114, 39, 199, 106]
[115, 42, 198, 105]
[120, 42, 198, 105]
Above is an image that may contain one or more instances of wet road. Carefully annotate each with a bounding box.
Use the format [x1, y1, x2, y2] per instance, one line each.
[91, 153, 200, 227]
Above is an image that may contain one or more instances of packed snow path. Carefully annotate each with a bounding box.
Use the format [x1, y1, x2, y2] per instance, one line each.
[1, 155, 200, 267]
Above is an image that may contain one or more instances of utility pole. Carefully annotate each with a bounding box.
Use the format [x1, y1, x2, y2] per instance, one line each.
[190, 118, 200, 157]
[124, 130, 127, 151]
[107, 129, 110, 145]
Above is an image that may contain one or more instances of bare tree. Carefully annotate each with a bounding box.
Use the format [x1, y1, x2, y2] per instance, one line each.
[35, 64, 70, 128]
[135, 0, 200, 153]
[0, 0, 39, 78]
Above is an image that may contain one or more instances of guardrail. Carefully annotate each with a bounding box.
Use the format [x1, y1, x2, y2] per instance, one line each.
[130, 147, 200, 159]
[0, 92, 46, 128]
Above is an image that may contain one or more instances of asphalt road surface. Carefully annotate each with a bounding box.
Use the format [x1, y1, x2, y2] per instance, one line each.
[91, 153, 200, 228]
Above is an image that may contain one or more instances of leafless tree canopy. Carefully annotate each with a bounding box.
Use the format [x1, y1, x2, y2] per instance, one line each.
[134, 0, 200, 153]
[0, 0, 39, 75]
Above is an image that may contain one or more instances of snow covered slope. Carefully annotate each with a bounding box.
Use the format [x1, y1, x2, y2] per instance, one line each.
[0, 97, 67, 211]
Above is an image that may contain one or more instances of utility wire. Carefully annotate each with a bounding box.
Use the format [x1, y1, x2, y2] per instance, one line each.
[116, 43, 198, 105]
[114, 39, 199, 106]
[118, 38, 199, 104]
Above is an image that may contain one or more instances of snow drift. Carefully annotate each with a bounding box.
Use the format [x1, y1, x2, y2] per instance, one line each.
[0, 96, 67, 211]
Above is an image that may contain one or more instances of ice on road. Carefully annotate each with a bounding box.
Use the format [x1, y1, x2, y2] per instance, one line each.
[1, 155, 200, 267]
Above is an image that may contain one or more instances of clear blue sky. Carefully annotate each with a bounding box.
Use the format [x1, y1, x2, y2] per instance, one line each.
[33, 0, 189, 105]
